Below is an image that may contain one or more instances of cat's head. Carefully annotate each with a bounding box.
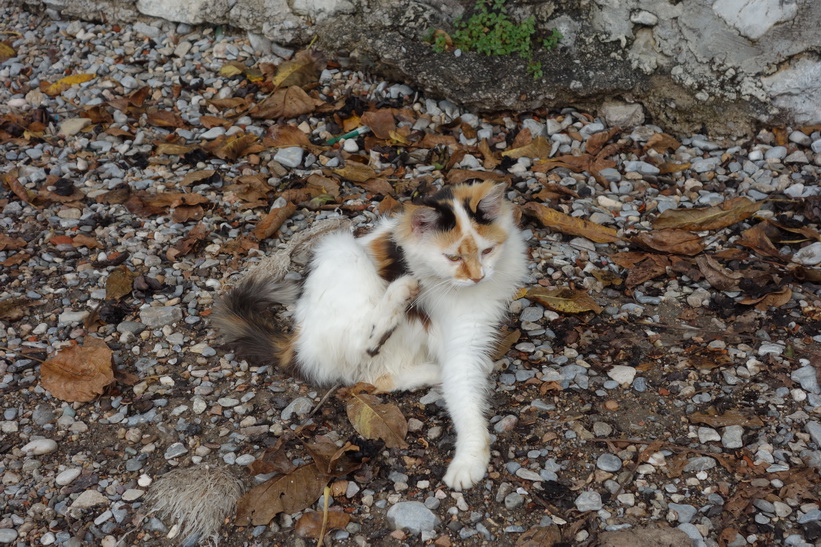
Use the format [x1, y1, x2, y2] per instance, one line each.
[398, 182, 515, 287]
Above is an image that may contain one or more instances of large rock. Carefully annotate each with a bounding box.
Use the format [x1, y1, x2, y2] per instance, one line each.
[23, 0, 821, 135]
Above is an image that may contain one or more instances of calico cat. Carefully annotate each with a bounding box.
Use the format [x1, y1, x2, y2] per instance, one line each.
[215, 181, 528, 490]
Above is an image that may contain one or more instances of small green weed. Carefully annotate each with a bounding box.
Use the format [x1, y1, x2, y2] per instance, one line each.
[426, 0, 562, 80]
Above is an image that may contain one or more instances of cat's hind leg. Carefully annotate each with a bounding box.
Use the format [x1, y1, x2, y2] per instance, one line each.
[365, 275, 419, 357]
[374, 363, 441, 392]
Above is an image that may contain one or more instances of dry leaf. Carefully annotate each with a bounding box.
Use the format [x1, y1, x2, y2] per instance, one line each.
[688, 410, 764, 428]
[378, 195, 402, 215]
[652, 197, 761, 231]
[272, 49, 324, 88]
[265, 124, 324, 153]
[167, 223, 208, 261]
[738, 287, 792, 310]
[515, 525, 561, 546]
[209, 132, 259, 160]
[0, 297, 37, 321]
[695, 255, 744, 291]
[154, 142, 196, 155]
[417, 133, 458, 148]
[737, 222, 787, 260]
[304, 437, 366, 477]
[523, 202, 619, 243]
[502, 136, 551, 160]
[181, 170, 217, 186]
[128, 86, 150, 107]
[611, 252, 671, 288]
[295, 510, 351, 539]
[306, 174, 340, 199]
[235, 463, 330, 526]
[332, 162, 377, 183]
[0, 235, 27, 251]
[478, 138, 500, 169]
[361, 110, 396, 139]
[0, 42, 16, 62]
[2, 170, 38, 206]
[342, 383, 408, 448]
[492, 329, 521, 360]
[632, 229, 705, 256]
[219, 61, 245, 77]
[146, 110, 186, 129]
[586, 127, 620, 155]
[526, 287, 603, 314]
[43, 73, 95, 96]
[105, 265, 137, 300]
[250, 86, 318, 119]
[644, 133, 681, 153]
[40, 337, 114, 402]
[199, 115, 231, 129]
[254, 202, 297, 240]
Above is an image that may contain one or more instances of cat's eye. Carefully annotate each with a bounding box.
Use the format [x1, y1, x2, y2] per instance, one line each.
[482, 247, 495, 255]
[444, 254, 461, 262]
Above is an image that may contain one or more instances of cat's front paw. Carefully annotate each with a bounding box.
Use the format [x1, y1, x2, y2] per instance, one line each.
[443, 448, 489, 491]
[393, 276, 419, 306]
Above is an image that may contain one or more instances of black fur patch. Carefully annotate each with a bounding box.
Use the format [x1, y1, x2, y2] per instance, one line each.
[406, 305, 431, 331]
[416, 197, 457, 232]
[463, 197, 493, 225]
[367, 326, 396, 357]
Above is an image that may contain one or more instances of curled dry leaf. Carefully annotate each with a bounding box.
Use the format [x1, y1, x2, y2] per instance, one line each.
[303, 437, 366, 477]
[632, 229, 705, 256]
[332, 162, 378, 183]
[167, 222, 209, 261]
[738, 287, 792, 310]
[0, 235, 27, 251]
[146, 109, 187, 129]
[254, 202, 297, 240]
[695, 255, 744, 291]
[105, 265, 137, 300]
[523, 202, 619, 243]
[295, 510, 351, 539]
[340, 383, 408, 448]
[515, 525, 562, 547]
[272, 49, 325, 88]
[653, 197, 761, 231]
[234, 463, 330, 526]
[644, 132, 681, 153]
[585, 127, 620, 155]
[0, 42, 16, 62]
[265, 124, 325, 154]
[736, 222, 787, 260]
[361, 109, 396, 139]
[526, 287, 603, 314]
[611, 252, 671, 288]
[40, 337, 114, 402]
[0, 297, 38, 321]
[492, 329, 521, 361]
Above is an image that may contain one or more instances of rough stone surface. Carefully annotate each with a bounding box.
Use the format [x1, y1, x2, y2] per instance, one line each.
[23, 0, 821, 135]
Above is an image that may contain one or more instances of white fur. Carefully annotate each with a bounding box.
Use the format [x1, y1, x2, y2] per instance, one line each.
[292, 199, 528, 490]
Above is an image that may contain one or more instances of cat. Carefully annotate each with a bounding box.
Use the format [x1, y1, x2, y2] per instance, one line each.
[214, 181, 529, 490]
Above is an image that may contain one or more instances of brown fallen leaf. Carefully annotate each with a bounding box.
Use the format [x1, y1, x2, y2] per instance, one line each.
[526, 287, 603, 314]
[738, 287, 792, 310]
[295, 510, 351, 539]
[154, 142, 196, 155]
[254, 202, 297, 240]
[128, 86, 150, 107]
[585, 127, 620, 155]
[146, 109, 187, 129]
[657, 161, 691, 175]
[199, 115, 231, 129]
[0, 297, 37, 321]
[736, 222, 787, 260]
[0, 235, 27, 251]
[207, 132, 260, 161]
[767, 218, 821, 242]
[265, 124, 325, 154]
[611, 252, 671, 288]
[591, 268, 623, 287]
[208, 97, 251, 110]
[652, 197, 761, 231]
[695, 255, 743, 291]
[644, 132, 681, 153]
[479, 138, 500, 169]
[332, 162, 378, 183]
[417, 133, 459, 148]
[523, 202, 620, 243]
[272, 49, 325, 88]
[306, 174, 340, 199]
[2, 169, 39, 206]
[250, 86, 318, 119]
[235, 463, 330, 526]
[105, 265, 137, 301]
[632, 229, 705, 256]
[40, 337, 115, 402]
[688, 409, 764, 428]
[167, 222, 208, 261]
[492, 329, 521, 361]
[181, 169, 217, 187]
[304, 437, 366, 477]
[341, 383, 408, 448]
[502, 136, 551, 160]
[361, 109, 396, 140]
[515, 525, 561, 546]
[0, 42, 16, 62]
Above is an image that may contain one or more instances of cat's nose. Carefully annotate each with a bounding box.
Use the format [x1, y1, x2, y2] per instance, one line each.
[470, 275, 484, 283]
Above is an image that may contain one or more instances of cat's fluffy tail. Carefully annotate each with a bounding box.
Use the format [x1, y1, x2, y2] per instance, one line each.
[212, 274, 299, 367]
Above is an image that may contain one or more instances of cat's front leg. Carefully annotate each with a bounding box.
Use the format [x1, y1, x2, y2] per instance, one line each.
[365, 275, 419, 357]
[439, 346, 493, 490]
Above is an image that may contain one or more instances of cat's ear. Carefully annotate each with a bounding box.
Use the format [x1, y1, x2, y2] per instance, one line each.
[410, 206, 441, 235]
[477, 183, 506, 220]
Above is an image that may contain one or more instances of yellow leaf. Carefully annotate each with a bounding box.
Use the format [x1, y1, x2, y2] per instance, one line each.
[0, 42, 15, 62]
[219, 63, 245, 77]
[522, 202, 620, 243]
[272, 49, 324, 88]
[44, 73, 95, 96]
[502, 136, 552, 159]
[344, 383, 408, 448]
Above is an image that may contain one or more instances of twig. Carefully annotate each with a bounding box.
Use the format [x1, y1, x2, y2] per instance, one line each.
[0, 346, 47, 364]
[316, 485, 331, 545]
[304, 384, 339, 422]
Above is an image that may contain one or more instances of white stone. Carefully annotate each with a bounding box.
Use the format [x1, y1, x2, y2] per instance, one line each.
[21, 438, 58, 455]
[600, 101, 645, 128]
[70, 489, 110, 509]
[137, 0, 214, 24]
[274, 147, 304, 168]
[697, 427, 721, 443]
[762, 57, 821, 126]
[607, 365, 636, 385]
[792, 242, 821, 266]
[58, 310, 89, 325]
[630, 10, 658, 26]
[56, 468, 82, 486]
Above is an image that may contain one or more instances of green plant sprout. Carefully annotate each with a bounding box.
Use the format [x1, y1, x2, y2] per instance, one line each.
[426, 0, 562, 79]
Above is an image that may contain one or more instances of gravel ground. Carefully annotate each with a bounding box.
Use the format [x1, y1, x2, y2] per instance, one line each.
[1, 6, 821, 547]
